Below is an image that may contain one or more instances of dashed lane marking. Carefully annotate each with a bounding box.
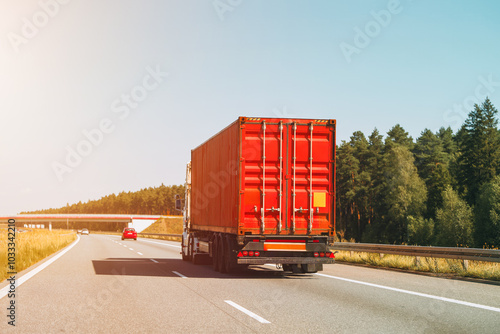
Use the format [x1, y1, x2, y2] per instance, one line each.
[225, 300, 271, 324]
[172, 271, 187, 278]
[315, 273, 500, 313]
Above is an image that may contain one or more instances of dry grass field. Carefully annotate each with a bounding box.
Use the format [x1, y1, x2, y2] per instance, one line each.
[335, 251, 500, 281]
[140, 216, 183, 241]
[0, 228, 76, 282]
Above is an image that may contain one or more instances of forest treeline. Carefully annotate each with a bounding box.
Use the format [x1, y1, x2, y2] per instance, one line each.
[337, 97, 500, 248]
[22, 184, 185, 216]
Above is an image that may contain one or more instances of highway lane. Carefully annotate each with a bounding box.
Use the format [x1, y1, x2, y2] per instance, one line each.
[1, 234, 499, 333]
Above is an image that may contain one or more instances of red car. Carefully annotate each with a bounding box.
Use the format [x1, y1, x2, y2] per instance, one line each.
[122, 228, 137, 240]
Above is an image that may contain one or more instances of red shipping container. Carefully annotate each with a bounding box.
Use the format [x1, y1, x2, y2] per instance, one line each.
[190, 117, 336, 237]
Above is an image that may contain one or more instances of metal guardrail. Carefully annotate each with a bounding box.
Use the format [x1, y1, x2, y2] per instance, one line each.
[135, 233, 500, 263]
[332, 242, 500, 263]
[138, 232, 181, 238]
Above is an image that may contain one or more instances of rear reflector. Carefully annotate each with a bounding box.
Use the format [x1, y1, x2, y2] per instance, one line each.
[238, 251, 260, 257]
[264, 242, 306, 251]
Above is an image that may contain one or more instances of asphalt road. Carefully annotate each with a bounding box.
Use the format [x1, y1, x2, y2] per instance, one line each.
[1, 234, 499, 333]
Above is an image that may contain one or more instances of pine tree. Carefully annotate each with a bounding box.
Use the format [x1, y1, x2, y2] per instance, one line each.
[336, 141, 359, 239]
[475, 176, 500, 247]
[385, 124, 414, 149]
[362, 129, 385, 242]
[457, 97, 500, 205]
[413, 129, 452, 219]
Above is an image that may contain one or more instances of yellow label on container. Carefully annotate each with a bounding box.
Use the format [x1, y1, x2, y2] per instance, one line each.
[313, 192, 326, 207]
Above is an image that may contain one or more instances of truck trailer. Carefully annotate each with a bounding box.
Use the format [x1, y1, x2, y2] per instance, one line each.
[176, 117, 336, 273]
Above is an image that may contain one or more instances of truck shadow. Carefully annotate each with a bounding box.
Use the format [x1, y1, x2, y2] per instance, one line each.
[92, 258, 316, 279]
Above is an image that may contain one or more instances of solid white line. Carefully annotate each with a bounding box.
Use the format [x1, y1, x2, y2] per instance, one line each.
[172, 271, 188, 278]
[150, 259, 159, 263]
[0, 235, 80, 300]
[225, 300, 271, 324]
[140, 239, 181, 249]
[137, 252, 143, 255]
[315, 273, 500, 313]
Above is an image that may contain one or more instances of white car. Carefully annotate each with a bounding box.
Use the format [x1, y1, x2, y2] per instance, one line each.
[81, 228, 89, 235]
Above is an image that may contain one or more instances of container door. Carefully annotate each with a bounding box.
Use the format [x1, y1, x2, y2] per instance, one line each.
[240, 121, 283, 234]
[284, 121, 334, 235]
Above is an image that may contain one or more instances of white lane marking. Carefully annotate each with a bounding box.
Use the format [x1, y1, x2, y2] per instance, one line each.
[140, 239, 181, 249]
[137, 252, 143, 255]
[129, 248, 134, 251]
[172, 271, 188, 278]
[0, 235, 80, 300]
[225, 300, 271, 324]
[123, 245, 127, 247]
[315, 273, 500, 313]
[150, 259, 159, 263]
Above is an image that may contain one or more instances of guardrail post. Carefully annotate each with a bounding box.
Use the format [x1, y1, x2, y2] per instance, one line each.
[463, 260, 469, 270]
[380, 253, 384, 259]
[415, 256, 421, 267]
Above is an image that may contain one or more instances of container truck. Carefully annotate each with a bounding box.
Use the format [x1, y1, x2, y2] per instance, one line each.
[175, 117, 336, 273]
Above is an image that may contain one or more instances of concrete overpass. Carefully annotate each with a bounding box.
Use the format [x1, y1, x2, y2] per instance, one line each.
[0, 214, 177, 233]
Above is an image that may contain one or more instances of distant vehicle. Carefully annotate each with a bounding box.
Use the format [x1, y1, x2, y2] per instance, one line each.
[81, 228, 89, 235]
[77, 229, 82, 234]
[122, 228, 137, 240]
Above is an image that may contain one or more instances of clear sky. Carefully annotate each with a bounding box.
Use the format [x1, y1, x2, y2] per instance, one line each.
[1, 0, 499, 215]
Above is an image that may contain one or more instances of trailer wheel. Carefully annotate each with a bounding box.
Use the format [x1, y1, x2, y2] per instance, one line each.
[212, 235, 219, 271]
[223, 236, 237, 273]
[218, 234, 227, 273]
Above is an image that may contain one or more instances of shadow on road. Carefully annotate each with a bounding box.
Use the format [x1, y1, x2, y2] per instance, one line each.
[92, 258, 316, 279]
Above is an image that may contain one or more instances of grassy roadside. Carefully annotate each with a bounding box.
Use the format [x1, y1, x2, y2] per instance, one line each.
[334, 251, 500, 281]
[0, 228, 77, 283]
[139, 217, 182, 241]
